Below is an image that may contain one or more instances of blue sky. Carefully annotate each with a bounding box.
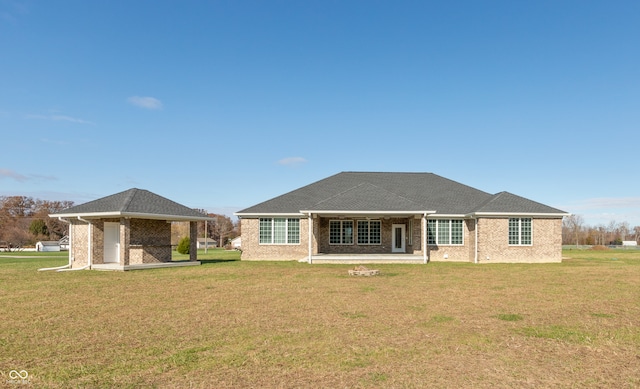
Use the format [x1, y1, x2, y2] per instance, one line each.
[1, 0, 639, 227]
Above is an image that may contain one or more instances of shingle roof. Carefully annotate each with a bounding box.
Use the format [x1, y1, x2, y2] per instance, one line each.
[51, 188, 213, 221]
[236, 172, 567, 217]
[472, 191, 566, 214]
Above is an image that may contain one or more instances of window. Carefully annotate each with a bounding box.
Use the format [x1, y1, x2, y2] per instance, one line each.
[509, 218, 532, 245]
[357, 220, 381, 244]
[330, 220, 353, 244]
[427, 219, 464, 245]
[259, 218, 300, 244]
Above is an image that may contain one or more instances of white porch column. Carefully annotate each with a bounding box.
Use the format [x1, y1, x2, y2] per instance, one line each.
[308, 213, 313, 264]
[423, 213, 428, 264]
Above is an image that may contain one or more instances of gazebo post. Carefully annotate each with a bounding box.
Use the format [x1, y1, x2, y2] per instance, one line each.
[189, 221, 198, 261]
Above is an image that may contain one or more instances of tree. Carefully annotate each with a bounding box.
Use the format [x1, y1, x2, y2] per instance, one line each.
[205, 213, 236, 247]
[29, 219, 48, 237]
[563, 214, 584, 246]
[177, 237, 190, 254]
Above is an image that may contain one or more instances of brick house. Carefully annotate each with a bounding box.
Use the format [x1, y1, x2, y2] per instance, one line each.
[47, 188, 213, 271]
[235, 172, 569, 264]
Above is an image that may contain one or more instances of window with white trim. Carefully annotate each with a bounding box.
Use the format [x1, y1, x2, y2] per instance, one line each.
[330, 220, 353, 244]
[259, 218, 300, 244]
[357, 220, 381, 244]
[509, 218, 532, 245]
[427, 219, 464, 245]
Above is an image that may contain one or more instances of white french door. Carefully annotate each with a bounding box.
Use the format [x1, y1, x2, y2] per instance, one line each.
[392, 224, 406, 253]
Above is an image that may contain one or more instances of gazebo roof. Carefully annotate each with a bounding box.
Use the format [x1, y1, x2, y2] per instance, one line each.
[50, 188, 213, 221]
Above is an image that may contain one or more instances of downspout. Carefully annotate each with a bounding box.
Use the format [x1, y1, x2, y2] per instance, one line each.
[474, 216, 479, 264]
[38, 217, 72, 271]
[423, 213, 428, 264]
[308, 212, 313, 264]
[58, 216, 92, 271]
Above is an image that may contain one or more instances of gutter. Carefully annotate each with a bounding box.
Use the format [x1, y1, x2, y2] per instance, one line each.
[473, 216, 478, 264]
[307, 212, 313, 264]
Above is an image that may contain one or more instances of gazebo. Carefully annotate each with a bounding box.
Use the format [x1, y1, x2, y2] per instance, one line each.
[42, 188, 214, 271]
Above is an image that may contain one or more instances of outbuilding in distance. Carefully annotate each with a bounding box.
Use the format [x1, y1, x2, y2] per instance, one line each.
[36, 241, 61, 252]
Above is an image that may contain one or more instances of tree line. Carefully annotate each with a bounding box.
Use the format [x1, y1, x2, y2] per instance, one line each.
[0, 196, 240, 249]
[562, 214, 640, 246]
[0, 196, 73, 248]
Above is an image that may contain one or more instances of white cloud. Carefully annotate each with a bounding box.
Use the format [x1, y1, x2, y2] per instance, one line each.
[561, 197, 640, 226]
[26, 113, 94, 125]
[568, 197, 640, 211]
[40, 138, 69, 145]
[277, 157, 308, 166]
[0, 168, 57, 183]
[0, 168, 28, 182]
[127, 96, 163, 110]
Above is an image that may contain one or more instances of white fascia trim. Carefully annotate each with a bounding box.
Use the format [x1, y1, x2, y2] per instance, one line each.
[50, 212, 214, 222]
[425, 214, 467, 219]
[234, 212, 306, 218]
[469, 212, 571, 218]
[300, 210, 436, 215]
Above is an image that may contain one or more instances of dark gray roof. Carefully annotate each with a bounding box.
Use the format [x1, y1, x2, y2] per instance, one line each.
[236, 172, 567, 217]
[472, 191, 566, 214]
[51, 188, 212, 221]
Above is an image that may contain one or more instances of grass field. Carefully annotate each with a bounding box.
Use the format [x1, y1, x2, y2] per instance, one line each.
[1, 249, 639, 388]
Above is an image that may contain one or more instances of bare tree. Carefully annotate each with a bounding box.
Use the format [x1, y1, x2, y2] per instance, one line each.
[618, 222, 630, 241]
[563, 214, 584, 246]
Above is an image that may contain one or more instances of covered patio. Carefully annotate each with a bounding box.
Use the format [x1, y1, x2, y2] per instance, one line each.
[303, 210, 435, 264]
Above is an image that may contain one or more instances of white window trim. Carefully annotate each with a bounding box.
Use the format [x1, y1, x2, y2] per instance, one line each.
[356, 219, 382, 245]
[259, 217, 301, 245]
[427, 219, 465, 246]
[508, 218, 533, 246]
[329, 220, 354, 245]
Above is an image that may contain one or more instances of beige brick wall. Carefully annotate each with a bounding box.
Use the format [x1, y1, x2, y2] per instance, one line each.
[240, 217, 316, 261]
[70, 220, 89, 268]
[241, 216, 562, 263]
[426, 219, 475, 262]
[69, 217, 173, 267]
[130, 219, 172, 263]
[476, 218, 563, 263]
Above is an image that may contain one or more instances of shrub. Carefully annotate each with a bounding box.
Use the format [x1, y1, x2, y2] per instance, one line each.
[177, 237, 190, 254]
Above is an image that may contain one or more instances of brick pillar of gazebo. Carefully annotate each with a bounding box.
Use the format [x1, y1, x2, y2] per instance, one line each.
[189, 221, 198, 261]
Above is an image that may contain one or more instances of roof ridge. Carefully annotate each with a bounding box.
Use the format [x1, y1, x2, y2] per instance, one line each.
[313, 183, 365, 206]
[469, 191, 505, 212]
[314, 181, 424, 208]
[121, 188, 139, 212]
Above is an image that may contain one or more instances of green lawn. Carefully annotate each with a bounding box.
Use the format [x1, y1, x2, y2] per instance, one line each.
[1, 249, 638, 388]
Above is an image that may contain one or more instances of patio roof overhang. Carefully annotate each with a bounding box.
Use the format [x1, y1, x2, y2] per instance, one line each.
[50, 211, 215, 222]
[300, 210, 438, 218]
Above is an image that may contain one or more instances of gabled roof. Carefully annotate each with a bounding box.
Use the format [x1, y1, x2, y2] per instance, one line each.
[51, 188, 213, 221]
[236, 172, 568, 217]
[37, 241, 60, 246]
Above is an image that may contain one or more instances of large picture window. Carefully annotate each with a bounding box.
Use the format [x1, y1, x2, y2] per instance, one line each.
[357, 220, 381, 244]
[427, 219, 463, 245]
[259, 218, 300, 244]
[509, 218, 532, 245]
[330, 220, 353, 244]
